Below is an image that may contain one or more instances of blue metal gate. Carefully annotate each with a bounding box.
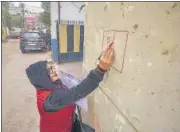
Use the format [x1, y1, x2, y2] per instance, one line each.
[58, 21, 84, 63]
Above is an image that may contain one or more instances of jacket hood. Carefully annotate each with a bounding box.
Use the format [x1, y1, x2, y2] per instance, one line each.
[26, 61, 58, 89]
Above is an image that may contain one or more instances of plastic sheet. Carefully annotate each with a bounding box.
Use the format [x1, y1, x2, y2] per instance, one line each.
[59, 71, 88, 112]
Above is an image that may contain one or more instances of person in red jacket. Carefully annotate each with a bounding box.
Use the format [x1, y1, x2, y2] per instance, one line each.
[26, 43, 115, 132]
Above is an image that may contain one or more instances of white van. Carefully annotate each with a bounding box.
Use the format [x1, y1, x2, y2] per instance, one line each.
[10, 27, 22, 39]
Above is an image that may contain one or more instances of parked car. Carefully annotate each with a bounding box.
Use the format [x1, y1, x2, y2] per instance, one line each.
[20, 31, 50, 53]
[10, 28, 22, 39]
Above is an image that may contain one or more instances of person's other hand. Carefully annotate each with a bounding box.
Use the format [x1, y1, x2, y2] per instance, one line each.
[98, 43, 115, 71]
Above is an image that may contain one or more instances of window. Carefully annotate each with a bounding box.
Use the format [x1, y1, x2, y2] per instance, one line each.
[22, 32, 40, 38]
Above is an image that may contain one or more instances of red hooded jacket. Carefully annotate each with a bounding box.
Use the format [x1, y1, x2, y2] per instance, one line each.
[26, 61, 104, 132]
[37, 89, 74, 132]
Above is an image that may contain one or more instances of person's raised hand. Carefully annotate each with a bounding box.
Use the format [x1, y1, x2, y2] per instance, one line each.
[98, 43, 115, 71]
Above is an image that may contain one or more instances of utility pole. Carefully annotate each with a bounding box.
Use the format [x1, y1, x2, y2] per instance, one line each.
[20, 3, 25, 29]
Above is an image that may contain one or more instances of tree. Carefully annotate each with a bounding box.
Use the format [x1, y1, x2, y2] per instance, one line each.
[41, 2, 50, 11]
[11, 15, 22, 28]
[39, 11, 51, 27]
[2, 2, 11, 29]
[40, 2, 51, 28]
[2, 2, 9, 9]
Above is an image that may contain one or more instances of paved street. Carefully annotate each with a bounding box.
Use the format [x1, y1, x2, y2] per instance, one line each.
[2, 39, 84, 132]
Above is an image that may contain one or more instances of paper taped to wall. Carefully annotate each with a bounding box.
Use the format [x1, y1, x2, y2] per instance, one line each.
[102, 30, 129, 72]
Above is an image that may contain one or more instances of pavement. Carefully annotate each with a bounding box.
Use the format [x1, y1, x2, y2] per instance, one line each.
[2, 39, 89, 132]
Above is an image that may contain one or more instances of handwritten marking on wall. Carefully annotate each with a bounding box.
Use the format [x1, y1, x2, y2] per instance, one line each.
[102, 30, 129, 73]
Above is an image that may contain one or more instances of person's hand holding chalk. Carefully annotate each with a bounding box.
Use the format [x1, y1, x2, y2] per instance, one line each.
[98, 43, 115, 71]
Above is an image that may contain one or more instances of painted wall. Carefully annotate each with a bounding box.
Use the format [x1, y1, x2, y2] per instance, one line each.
[51, 2, 58, 39]
[51, 2, 85, 62]
[50, 2, 59, 62]
[83, 2, 180, 132]
[60, 2, 85, 22]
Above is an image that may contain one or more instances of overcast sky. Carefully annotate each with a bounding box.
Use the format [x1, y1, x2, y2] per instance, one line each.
[12, 2, 43, 13]
[13, 2, 41, 7]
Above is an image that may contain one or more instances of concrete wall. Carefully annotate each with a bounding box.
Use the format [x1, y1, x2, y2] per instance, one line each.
[50, 2, 59, 62]
[83, 2, 180, 132]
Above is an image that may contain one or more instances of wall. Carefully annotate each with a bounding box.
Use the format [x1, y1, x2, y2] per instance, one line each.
[83, 2, 180, 132]
[60, 2, 85, 22]
[50, 2, 59, 62]
[51, 2, 85, 62]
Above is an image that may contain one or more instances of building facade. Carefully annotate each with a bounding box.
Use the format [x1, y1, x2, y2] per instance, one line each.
[50, 2, 85, 63]
[83, 2, 180, 132]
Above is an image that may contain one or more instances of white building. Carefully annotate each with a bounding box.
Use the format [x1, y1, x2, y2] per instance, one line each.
[50, 2, 85, 62]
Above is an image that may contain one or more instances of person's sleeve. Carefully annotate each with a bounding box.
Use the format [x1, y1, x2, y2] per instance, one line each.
[43, 68, 105, 112]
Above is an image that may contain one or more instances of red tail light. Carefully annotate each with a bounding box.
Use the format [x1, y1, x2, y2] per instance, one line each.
[39, 39, 45, 43]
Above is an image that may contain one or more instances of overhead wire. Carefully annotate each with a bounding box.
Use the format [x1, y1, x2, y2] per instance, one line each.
[70, 2, 85, 12]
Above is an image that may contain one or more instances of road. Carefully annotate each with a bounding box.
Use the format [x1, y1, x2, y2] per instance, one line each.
[2, 39, 86, 132]
[2, 39, 50, 132]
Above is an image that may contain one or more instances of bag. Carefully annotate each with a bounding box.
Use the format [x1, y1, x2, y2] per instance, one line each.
[59, 71, 88, 112]
[71, 105, 95, 132]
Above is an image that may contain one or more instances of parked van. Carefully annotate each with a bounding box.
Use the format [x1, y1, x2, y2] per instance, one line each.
[10, 27, 22, 39]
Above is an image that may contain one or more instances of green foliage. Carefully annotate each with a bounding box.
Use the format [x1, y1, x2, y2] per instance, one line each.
[41, 2, 50, 11]
[2, 2, 9, 9]
[39, 11, 51, 27]
[40, 2, 51, 28]
[2, 2, 11, 29]
[11, 15, 22, 28]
